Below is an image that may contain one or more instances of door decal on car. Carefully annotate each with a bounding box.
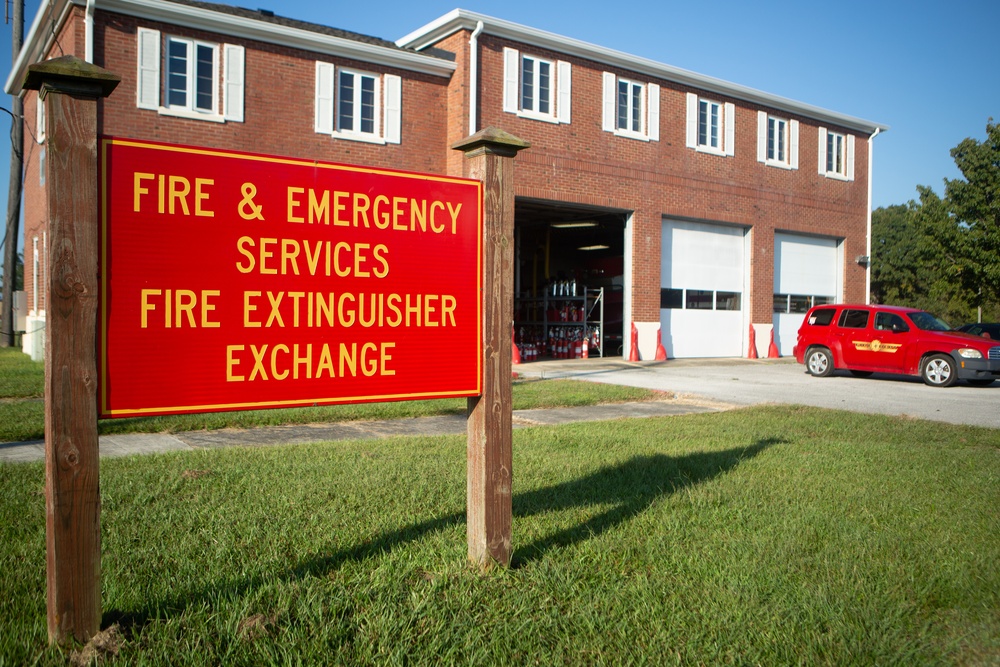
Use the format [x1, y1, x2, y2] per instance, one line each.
[852, 339, 902, 353]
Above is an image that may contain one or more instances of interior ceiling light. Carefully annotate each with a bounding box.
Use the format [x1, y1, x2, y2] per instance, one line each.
[552, 221, 598, 228]
[577, 244, 610, 251]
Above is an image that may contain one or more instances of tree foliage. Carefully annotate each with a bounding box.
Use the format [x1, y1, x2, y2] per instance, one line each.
[871, 119, 1000, 324]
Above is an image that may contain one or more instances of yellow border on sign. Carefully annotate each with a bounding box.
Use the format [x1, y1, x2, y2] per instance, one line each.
[98, 137, 484, 417]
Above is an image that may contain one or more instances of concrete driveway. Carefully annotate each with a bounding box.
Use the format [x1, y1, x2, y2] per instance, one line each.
[516, 357, 1000, 429]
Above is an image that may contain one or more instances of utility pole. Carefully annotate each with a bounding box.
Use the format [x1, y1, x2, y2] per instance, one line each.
[1, 0, 25, 347]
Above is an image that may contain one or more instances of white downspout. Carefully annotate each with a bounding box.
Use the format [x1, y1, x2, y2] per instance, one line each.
[468, 20, 484, 135]
[85, 0, 96, 62]
[865, 127, 880, 304]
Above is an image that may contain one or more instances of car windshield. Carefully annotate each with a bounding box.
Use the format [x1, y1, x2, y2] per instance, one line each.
[907, 311, 952, 332]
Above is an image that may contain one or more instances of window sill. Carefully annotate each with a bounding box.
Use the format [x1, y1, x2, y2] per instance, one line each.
[156, 106, 226, 123]
[822, 171, 851, 182]
[764, 159, 795, 170]
[694, 145, 727, 157]
[611, 128, 649, 142]
[514, 109, 561, 125]
[328, 131, 386, 145]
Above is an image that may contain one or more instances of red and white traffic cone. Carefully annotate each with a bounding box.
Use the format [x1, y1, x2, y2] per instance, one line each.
[654, 326, 668, 361]
[747, 323, 758, 359]
[767, 328, 780, 358]
[628, 323, 640, 361]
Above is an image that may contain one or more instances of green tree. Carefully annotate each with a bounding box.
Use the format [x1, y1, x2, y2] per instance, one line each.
[944, 119, 1000, 312]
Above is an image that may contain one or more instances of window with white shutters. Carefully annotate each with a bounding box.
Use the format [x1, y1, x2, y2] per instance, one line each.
[502, 47, 571, 124]
[314, 62, 401, 144]
[601, 72, 659, 141]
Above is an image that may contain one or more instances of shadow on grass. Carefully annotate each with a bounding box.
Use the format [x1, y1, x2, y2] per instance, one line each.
[105, 436, 781, 632]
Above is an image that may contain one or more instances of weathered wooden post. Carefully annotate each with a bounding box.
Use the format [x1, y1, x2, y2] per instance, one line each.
[22, 56, 120, 645]
[453, 128, 529, 568]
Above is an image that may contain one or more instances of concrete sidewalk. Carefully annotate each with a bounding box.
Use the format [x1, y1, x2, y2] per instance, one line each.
[0, 395, 722, 464]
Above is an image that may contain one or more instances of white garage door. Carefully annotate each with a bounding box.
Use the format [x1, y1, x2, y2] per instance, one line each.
[773, 233, 841, 355]
[661, 220, 747, 358]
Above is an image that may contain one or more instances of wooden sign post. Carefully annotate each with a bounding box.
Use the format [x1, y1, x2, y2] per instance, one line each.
[23, 56, 120, 645]
[453, 128, 529, 568]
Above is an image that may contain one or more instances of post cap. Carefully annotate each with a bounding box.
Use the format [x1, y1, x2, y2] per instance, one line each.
[23, 56, 121, 98]
[452, 127, 530, 157]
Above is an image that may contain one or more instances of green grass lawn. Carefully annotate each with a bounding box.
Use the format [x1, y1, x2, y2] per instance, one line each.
[0, 347, 661, 443]
[2, 406, 998, 665]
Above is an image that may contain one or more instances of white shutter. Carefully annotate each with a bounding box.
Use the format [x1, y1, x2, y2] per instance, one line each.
[818, 127, 827, 174]
[315, 61, 334, 134]
[136, 28, 160, 110]
[602, 72, 616, 132]
[724, 102, 735, 156]
[384, 74, 401, 144]
[846, 134, 856, 181]
[646, 83, 659, 141]
[36, 95, 46, 143]
[503, 47, 519, 113]
[685, 92, 697, 147]
[789, 120, 799, 169]
[757, 111, 767, 162]
[222, 44, 245, 122]
[556, 60, 571, 124]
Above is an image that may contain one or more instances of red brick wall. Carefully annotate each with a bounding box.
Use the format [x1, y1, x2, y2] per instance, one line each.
[459, 34, 870, 324]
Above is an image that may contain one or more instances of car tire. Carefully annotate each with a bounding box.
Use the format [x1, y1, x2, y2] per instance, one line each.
[920, 354, 957, 387]
[966, 379, 996, 387]
[805, 347, 833, 377]
[849, 370, 874, 378]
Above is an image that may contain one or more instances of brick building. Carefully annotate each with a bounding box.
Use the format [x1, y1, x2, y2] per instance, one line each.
[6, 0, 886, 361]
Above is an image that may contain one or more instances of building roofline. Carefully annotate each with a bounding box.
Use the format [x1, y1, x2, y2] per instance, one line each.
[6, 0, 455, 95]
[398, 9, 889, 135]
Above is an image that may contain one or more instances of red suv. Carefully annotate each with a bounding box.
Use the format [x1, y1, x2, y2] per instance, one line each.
[793, 304, 1000, 387]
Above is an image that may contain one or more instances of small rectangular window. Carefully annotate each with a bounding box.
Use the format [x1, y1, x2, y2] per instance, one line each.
[686, 290, 714, 310]
[838, 309, 869, 329]
[165, 37, 218, 114]
[338, 69, 378, 137]
[767, 117, 786, 162]
[827, 131, 846, 175]
[716, 292, 741, 311]
[660, 288, 683, 309]
[617, 79, 643, 133]
[789, 295, 812, 313]
[698, 99, 721, 149]
[773, 294, 790, 314]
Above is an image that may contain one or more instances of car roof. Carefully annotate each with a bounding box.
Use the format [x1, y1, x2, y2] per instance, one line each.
[811, 303, 924, 314]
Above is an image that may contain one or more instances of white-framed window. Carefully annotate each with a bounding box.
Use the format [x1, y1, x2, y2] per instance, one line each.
[756, 111, 799, 169]
[136, 28, 244, 123]
[602, 73, 659, 141]
[503, 47, 571, 124]
[166, 37, 217, 113]
[818, 127, 855, 181]
[685, 93, 734, 156]
[315, 62, 401, 144]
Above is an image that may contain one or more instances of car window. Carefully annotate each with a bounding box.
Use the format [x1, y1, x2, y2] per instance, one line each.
[874, 312, 908, 332]
[838, 309, 869, 329]
[908, 311, 951, 331]
[808, 308, 836, 326]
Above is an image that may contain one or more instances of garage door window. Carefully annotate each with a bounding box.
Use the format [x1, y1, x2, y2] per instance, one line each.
[662, 288, 741, 311]
[774, 294, 834, 314]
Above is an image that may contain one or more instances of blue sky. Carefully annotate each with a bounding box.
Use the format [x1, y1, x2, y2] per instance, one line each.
[2, 0, 998, 257]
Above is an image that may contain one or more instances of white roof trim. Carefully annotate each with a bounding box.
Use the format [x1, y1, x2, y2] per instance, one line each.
[7, 0, 455, 95]
[398, 9, 889, 135]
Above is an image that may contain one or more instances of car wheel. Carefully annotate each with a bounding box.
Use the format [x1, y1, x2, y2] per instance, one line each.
[805, 347, 833, 377]
[966, 379, 996, 387]
[920, 354, 957, 387]
[849, 370, 874, 378]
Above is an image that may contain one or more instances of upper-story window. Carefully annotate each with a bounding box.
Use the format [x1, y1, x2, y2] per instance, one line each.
[756, 111, 799, 169]
[685, 93, 734, 156]
[818, 127, 855, 181]
[315, 62, 401, 144]
[503, 47, 571, 124]
[136, 28, 244, 123]
[602, 73, 659, 141]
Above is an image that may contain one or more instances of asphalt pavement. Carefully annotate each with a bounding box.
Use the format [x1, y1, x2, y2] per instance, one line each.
[4, 355, 996, 464]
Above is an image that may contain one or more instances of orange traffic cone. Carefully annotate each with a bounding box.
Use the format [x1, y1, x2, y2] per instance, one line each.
[512, 326, 522, 365]
[767, 328, 780, 358]
[654, 326, 668, 361]
[628, 323, 640, 361]
[747, 323, 758, 359]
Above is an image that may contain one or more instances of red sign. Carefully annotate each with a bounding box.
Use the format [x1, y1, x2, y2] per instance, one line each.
[99, 138, 482, 418]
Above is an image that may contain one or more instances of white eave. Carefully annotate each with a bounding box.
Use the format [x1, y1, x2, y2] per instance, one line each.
[399, 9, 889, 135]
[6, 0, 455, 95]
